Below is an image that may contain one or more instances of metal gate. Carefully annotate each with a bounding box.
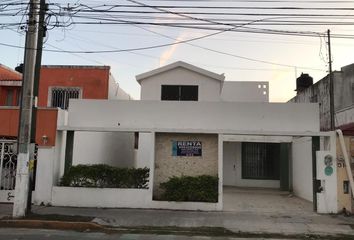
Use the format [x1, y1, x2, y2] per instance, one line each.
[0, 140, 17, 202]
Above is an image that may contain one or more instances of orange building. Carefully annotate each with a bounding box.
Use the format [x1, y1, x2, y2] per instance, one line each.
[0, 64, 22, 106]
[0, 65, 129, 147]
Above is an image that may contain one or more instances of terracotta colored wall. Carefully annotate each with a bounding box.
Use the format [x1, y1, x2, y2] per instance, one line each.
[34, 109, 58, 146]
[0, 107, 57, 146]
[0, 108, 19, 136]
[0, 86, 21, 106]
[37, 67, 109, 107]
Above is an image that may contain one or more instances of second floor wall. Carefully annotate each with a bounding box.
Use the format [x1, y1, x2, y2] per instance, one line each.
[137, 61, 269, 102]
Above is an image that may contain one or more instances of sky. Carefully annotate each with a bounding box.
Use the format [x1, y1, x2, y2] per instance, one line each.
[1, 0, 354, 101]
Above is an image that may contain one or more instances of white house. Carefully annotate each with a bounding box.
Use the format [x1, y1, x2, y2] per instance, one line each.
[32, 61, 338, 213]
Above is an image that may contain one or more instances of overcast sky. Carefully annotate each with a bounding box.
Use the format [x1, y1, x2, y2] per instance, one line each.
[1, 0, 354, 101]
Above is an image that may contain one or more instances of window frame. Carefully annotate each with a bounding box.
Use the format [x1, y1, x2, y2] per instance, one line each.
[160, 85, 198, 101]
[241, 142, 280, 180]
[47, 86, 82, 109]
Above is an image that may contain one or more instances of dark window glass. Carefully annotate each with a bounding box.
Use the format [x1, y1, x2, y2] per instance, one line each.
[161, 85, 180, 101]
[161, 85, 198, 101]
[242, 142, 280, 180]
[180, 86, 198, 101]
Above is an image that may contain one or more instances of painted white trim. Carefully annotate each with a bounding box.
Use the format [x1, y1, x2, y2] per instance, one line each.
[0, 81, 22, 86]
[136, 61, 225, 83]
[57, 126, 333, 137]
[222, 135, 293, 143]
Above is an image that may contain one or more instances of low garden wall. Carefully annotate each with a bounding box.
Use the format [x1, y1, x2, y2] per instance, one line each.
[49, 164, 221, 210]
[51, 187, 151, 208]
[51, 186, 220, 210]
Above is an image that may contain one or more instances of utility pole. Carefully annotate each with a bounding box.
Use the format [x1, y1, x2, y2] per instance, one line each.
[13, 0, 39, 218]
[27, 0, 47, 213]
[328, 29, 335, 131]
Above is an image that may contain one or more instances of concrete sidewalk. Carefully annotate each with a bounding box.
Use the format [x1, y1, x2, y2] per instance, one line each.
[1, 203, 354, 238]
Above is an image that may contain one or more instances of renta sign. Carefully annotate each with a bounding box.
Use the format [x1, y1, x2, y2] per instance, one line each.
[172, 141, 202, 156]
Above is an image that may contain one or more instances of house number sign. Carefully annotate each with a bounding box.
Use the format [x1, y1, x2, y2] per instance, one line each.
[172, 141, 202, 156]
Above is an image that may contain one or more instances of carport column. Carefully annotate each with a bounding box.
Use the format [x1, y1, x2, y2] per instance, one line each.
[217, 134, 223, 210]
[148, 132, 155, 202]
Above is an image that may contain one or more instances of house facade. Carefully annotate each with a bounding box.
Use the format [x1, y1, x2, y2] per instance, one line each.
[289, 63, 354, 131]
[0, 65, 131, 203]
[289, 63, 354, 214]
[29, 61, 338, 213]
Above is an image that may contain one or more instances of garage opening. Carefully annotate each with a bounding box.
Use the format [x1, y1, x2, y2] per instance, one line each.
[222, 137, 315, 213]
[223, 141, 290, 190]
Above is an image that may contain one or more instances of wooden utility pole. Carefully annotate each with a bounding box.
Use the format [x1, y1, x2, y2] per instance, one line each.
[13, 0, 39, 218]
[328, 29, 335, 131]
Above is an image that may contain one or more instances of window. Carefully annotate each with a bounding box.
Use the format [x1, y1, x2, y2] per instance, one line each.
[242, 142, 280, 180]
[161, 85, 198, 101]
[50, 87, 81, 109]
[5, 89, 14, 106]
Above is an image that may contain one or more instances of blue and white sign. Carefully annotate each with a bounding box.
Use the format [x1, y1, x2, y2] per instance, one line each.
[172, 141, 202, 156]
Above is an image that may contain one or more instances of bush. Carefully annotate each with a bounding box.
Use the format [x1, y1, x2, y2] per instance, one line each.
[60, 164, 149, 189]
[160, 175, 218, 202]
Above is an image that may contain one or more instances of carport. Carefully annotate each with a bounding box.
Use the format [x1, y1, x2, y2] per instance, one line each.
[220, 133, 337, 214]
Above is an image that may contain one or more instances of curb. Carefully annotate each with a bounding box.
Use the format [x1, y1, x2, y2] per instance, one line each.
[1, 219, 354, 239]
[0, 219, 104, 232]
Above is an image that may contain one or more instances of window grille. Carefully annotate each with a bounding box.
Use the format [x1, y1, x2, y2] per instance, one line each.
[50, 87, 81, 109]
[242, 142, 280, 180]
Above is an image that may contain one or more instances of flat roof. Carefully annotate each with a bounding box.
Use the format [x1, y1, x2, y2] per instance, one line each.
[41, 65, 110, 70]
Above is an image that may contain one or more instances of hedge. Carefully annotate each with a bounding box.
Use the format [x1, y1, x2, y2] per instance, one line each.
[160, 175, 218, 202]
[60, 164, 149, 189]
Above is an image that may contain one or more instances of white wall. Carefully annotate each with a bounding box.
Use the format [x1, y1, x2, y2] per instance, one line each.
[65, 100, 320, 134]
[108, 73, 131, 100]
[221, 81, 269, 102]
[316, 133, 338, 214]
[73, 132, 135, 168]
[223, 142, 280, 188]
[292, 137, 313, 202]
[136, 133, 153, 168]
[51, 187, 219, 211]
[33, 147, 55, 205]
[140, 67, 222, 101]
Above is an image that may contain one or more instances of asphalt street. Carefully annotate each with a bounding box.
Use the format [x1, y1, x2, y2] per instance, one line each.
[0, 228, 295, 240]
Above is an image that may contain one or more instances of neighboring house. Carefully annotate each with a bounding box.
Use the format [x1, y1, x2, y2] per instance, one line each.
[32, 61, 338, 214]
[0, 64, 132, 203]
[289, 63, 354, 131]
[0, 64, 22, 106]
[289, 63, 354, 214]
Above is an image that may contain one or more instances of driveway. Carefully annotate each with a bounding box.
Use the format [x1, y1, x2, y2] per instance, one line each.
[223, 187, 313, 215]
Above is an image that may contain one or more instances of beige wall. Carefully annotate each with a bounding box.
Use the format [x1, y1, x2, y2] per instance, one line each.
[336, 136, 354, 212]
[154, 133, 218, 198]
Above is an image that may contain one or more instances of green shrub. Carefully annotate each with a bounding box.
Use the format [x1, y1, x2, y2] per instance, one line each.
[60, 164, 149, 189]
[160, 175, 218, 202]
